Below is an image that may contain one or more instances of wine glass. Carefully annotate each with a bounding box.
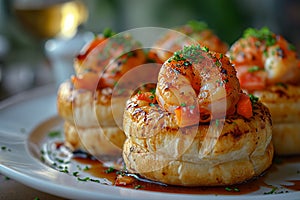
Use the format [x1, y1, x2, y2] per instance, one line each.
[11, 0, 90, 86]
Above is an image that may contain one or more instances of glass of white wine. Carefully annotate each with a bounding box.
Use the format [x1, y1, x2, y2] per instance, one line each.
[13, 0, 88, 40]
[12, 0, 90, 86]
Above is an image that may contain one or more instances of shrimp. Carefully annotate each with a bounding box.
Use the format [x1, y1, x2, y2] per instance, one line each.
[72, 33, 147, 91]
[149, 20, 228, 63]
[228, 27, 300, 91]
[156, 45, 241, 127]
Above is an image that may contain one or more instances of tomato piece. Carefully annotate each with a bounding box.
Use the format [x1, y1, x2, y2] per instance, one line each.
[136, 92, 155, 103]
[237, 93, 253, 119]
[175, 106, 199, 127]
[236, 66, 267, 91]
[71, 73, 99, 91]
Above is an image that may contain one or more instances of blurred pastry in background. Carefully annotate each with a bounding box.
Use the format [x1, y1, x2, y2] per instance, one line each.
[57, 29, 147, 159]
[227, 27, 300, 155]
[148, 20, 228, 63]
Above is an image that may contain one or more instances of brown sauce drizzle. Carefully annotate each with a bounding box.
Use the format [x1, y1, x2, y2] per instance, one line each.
[71, 154, 300, 196]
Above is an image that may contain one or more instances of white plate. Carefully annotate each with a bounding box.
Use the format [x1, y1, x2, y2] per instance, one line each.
[0, 85, 300, 200]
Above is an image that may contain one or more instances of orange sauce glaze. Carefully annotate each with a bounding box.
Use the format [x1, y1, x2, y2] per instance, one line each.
[72, 155, 300, 195]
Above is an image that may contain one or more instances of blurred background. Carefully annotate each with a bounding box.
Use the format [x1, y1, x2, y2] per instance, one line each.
[0, 0, 299, 100]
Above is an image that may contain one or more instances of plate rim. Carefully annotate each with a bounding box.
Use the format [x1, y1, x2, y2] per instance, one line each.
[0, 85, 299, 200]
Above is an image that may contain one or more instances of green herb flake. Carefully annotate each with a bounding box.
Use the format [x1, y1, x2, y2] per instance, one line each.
[103, 28, 115, 38]
[187, 20, 208, 32]
[215, 120, 219, 127]
[264, 187, 278, 195]
[189, 105, 195, 110]
[248, 66, 263, 73]
[90, 179, 100, 183]
[150, 88, 156, 95]
[243, 27, 276, 46]
[116, 170, 125, 176]
[225, 187, 240, 192]
[77, 177, 90, 182]
[288, 43, 296, 51]
[1, 146, 7, 150]
[149, 95, 154, 100]
[276, 82, 288, 89]
[201, 46, 209, 52]
[180, 103, 187, 107]
[5, 176, 10, 180]
[149, 103, 155, 107]
[83, 166, 90, 171]
[73, 171, 80, 177]
[55, 158, 65, 163]
[48, 131, 61, 138]
[105, 167, 115, 174]
[249, 94, 259, 105]
[34, 197, 40, 200]
[134, 185, 143, 190]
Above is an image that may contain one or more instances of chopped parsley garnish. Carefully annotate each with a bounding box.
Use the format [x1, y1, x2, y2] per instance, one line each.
[225, 187, 240, 192]
[77, 177, 90, 182]
[264, 187, 278, 195]
[83, 166, 90, 171]
[248, 66, 263, 73]
[90, 179, 100, 183]
[55, 158, 65, 163]
[180, 103, 186, 107]
[249, 94, 259, 105]
[105, 167, 115, 174]
[201, 46, 209, 52]
[102, 28, 115, 38]
[288, 43, 296, 51]
[243, 27, 276, 46]
[1, 146, 7, 150]
[60, 169, 69, 173]
[276, 82, 288, 89]
[173, 45, 205, 64]
[116, 170, 126, 176]
[189, 105, 195, 110]
[187, 20, 208, 32]
[150, 88, 156, 95]
[134, 185, 143, 190]
[73, 171, 80, 177]
[149, 103, 155, 107]
[48, 131, 61, 138]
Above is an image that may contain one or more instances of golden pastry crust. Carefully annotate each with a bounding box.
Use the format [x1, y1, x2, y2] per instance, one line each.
[252, 84, 300, 155]
[57, 81, 128, 128]
[123, 98, 273, 186]
[64, 121, 125, 157]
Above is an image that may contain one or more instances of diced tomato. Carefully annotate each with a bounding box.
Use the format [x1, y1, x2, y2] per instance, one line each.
[236, 66, 267, 91]
[174, 106, 199, 127]
[237, 93, 253, 119]
[71, 73, 99, 91]
[76, 37, 107, 62]
[136, 92, 155, 103]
